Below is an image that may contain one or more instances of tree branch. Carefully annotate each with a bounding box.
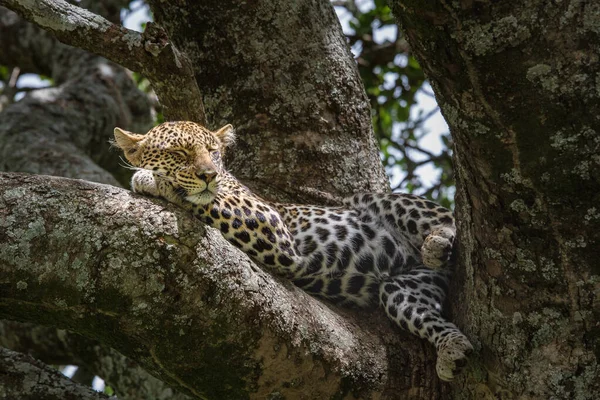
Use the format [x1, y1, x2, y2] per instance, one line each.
[0, 347, 110, 400]
[0, 172, 441, 399]
[0, 0, 205, 122]
[0, 321, 191, 400]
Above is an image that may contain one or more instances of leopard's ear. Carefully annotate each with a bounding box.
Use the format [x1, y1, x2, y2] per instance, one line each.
[214, 124, 236, 148]
[113, 127, 145, 164]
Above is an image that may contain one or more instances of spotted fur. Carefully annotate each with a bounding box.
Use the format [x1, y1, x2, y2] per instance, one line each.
[114, 121, 473, 381]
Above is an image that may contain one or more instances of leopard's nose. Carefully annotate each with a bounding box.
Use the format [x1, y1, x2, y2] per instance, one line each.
[197, 170, 217, 183]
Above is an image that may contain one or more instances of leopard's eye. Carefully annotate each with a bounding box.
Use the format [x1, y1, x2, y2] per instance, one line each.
[169, 150, 188, 158]
[210, 149, 220, 158]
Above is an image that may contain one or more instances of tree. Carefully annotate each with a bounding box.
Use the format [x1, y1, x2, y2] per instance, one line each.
[388, 1, 600, 398]
[0, 1, 597, 400]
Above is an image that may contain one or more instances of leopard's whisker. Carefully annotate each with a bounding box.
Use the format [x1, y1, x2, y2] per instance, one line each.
[118, 156, 140, 171]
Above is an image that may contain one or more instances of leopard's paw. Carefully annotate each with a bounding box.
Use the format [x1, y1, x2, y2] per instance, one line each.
[131, 170, 160, 196]
[436, 333, 473, 382]
[421, 227, 454, 269]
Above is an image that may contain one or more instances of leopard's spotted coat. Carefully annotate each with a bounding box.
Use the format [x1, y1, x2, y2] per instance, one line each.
[114, 121, 473, 381]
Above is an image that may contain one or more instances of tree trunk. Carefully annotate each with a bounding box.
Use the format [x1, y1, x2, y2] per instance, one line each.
[147, 0, 389, 202]
[389, 0, 600, 398]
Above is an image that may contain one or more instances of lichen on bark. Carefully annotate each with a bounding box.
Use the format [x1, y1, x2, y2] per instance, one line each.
[0, 173, 402, 399]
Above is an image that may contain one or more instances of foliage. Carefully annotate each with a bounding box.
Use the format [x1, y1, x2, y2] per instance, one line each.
[333, 0, 454, 207]
[0, 65, 8, 81]
[0, 65, 17, 112]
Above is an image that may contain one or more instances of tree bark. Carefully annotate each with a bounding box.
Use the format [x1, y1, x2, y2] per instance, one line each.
[0, 321, 191, 400]
[389, 0, 600, 398]
[0, 347, 110, 400]
[0, 172, 426, 399]
[146, 0, 389, 203]
[0, 3, 168, 397]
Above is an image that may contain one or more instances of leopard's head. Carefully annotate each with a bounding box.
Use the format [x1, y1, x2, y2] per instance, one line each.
[114, 121, 235, 205]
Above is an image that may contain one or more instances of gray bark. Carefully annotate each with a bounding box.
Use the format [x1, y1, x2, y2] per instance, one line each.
[0, 347, 110, 400]
[0, 3, 173, 398]
[389, 0, 600, 398]
[0, 172, 413, 399]
[0, 321, 191, 400]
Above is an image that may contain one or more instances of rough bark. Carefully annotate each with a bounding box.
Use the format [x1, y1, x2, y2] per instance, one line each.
[0, 173, 434, 399]
[389, 1, 600, 398]
[0, 321, 191, 400]
[147, 0, 389, 203]
[0, 347, 110, 400]
[0, 3, 165, 397]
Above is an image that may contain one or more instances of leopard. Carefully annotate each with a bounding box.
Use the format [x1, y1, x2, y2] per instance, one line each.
[113, 121, 473, 381]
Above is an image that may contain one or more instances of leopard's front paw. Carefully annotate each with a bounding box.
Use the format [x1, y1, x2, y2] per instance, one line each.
[436, 333, 473, 382]
[421, 227, 454, 269]
[131, 170, 160, 197]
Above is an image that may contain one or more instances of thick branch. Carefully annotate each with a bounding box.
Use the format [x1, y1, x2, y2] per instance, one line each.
[0, 321, 191, 400]
[1, 173, 429, 399]
[0, 0, 205, 122]
[0, 347, 109, 400]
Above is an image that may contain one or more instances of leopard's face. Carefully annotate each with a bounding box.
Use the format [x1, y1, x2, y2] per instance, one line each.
[114, 121, 235, 205]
